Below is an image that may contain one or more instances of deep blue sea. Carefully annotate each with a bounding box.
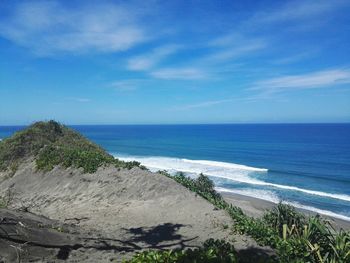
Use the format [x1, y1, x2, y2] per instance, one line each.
[1, 124, 350, 220]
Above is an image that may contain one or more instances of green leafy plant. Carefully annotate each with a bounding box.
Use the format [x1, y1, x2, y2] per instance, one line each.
[125, 238, 237, 263]
[263, 203, 306, 237]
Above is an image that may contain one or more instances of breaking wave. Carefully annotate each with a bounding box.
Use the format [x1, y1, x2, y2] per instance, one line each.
[215, 187, 350, 221]
[114, 154, 350, 203]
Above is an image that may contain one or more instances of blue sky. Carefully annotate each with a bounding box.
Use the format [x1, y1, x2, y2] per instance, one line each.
[0, 0, 350, 125]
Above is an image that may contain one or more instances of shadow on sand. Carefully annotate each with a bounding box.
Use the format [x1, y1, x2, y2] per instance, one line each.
[0, 213, 198, 261]
[125, 223, 198, 250]
[58, 223, 199, 259]
[1, 212, 275, 262]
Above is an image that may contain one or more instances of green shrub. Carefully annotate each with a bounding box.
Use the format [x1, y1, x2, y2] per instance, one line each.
[36, 145, 115, 173]
[0, 120, 144, 173]
[126, 238, 237, 263]
[263, 203, 306, 237]
[303, 216, 350, 263]
[328, 229, 350, 262]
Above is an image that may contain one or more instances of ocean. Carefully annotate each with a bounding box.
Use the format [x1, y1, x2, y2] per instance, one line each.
[1, 123, 350, 221]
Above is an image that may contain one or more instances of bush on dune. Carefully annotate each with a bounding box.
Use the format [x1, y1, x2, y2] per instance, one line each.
[125, 239, 238, 263]
[0, 120, 146, 173]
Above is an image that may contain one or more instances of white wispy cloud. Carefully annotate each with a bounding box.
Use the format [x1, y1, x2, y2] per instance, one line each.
[249, 0, 349, 24]
[208, 42, 266, 62]
[0, 1, 148, 55]
[202, 33, 267, 64]
[200, 1, 348, 67]
[67, 97, 91, 103]
[170, 95, 267, 111]
[74, 98, 91, 103]
[109, 79, 147, 91]
[172, 99, 233, 111]
[127, 44, 181, 71]
[125, 44, 209, 80]
[209, 34, 257, 48]
[150, 67, 206, 80]
[136, 36, 261, 79]
[272, 50, 319, 65]
[252, 69, 350, 93]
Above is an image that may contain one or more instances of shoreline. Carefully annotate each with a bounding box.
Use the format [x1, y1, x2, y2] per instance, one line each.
[114, 154, 350, 226]
[221, 192, 350, 230]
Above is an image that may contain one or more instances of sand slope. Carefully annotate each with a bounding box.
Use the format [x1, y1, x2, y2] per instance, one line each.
[0, 160, 273, 262]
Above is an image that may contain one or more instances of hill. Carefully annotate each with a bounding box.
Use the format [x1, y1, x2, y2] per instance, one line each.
[0, 120, 142, 173]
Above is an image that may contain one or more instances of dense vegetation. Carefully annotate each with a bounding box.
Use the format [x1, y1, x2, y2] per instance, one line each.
[126, 239, 238, 263]
[0, 120, 145, 173]
[128, 171, 350, 263]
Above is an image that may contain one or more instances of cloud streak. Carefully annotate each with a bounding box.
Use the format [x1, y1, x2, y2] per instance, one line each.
[171, 96, 264, 111]
[205, 33, 267, 62]
[171, 99, 233, 111]
[109, 79, 149, 91]
[127, 44, 181, 71]
[207, 42, 266, 63]
[248, 0, 349, 25]
[252, 69, 350, 93]
[150, 67, 206, 80]
[272, 50, 319, 65]
[66, 97, 91, 103]
[0, 1, 148, 55]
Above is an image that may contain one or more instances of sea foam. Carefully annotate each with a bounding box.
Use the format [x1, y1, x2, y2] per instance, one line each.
[114, 154, 350, 203]
[215, 187, 350, 221]
[215, 187, 280, 203]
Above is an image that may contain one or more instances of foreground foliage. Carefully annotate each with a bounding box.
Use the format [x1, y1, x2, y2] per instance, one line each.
[0, 120, 145, 173]
[155, 171, 350, 263]
[126, 239, 237, 263]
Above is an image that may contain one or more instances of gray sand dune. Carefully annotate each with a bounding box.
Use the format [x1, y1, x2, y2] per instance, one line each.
[0, 160, 273, 262]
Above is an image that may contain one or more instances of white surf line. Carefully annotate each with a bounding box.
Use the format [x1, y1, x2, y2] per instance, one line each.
[182, 159, 268, 172]
[114, 154, 350, 203]
[116, 155, 267, 172]
[159, 167, 350, 203]
[216, 187, 350, 222]
[215, 187, 280, 203]
[211, 173, 350, 202]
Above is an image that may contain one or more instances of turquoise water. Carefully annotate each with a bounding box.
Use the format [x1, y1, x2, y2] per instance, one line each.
[1, 124, 350, 220]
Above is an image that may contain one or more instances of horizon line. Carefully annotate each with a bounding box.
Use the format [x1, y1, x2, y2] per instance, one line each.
[1, 121, 350, 127]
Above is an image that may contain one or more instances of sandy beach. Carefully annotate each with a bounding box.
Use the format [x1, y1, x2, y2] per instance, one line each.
[222, 192, 350, 230]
